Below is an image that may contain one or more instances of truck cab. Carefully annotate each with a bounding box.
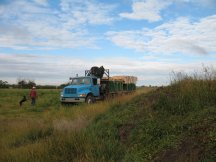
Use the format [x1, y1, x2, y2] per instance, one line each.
[60, 76, 100, 103]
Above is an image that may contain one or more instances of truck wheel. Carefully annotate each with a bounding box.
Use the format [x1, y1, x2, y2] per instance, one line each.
[85, 95, 95, 104]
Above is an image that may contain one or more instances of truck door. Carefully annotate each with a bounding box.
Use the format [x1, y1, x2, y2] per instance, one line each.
[91, 78, 99, 97]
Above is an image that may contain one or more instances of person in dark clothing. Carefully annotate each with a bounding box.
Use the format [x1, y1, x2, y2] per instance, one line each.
[19, 96, 27, 106]
[29, 86, 37, 105]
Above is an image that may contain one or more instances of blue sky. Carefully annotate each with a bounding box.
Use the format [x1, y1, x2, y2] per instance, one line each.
[0, 0, 216, 86]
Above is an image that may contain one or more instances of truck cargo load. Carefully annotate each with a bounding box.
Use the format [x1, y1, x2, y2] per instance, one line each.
[109, 76, 137, 84]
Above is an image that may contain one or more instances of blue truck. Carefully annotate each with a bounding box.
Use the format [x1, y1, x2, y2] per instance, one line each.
[60, 66, 136, 104]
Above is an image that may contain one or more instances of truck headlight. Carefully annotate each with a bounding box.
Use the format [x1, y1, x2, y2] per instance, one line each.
[79, 94, 86, 97]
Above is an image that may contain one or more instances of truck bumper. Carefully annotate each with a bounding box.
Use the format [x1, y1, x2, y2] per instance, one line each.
[61, 97, 85, 103]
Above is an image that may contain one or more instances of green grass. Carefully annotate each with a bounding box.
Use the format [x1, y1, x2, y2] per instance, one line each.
[0, 72, 216, 161]
[67, 78, 215, 162]
[0, 87, 153, 162]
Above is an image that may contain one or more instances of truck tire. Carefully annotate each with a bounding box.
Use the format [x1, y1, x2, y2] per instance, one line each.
[85, 95, 95, 104]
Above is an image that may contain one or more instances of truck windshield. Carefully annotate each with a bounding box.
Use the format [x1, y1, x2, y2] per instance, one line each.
[71, 77, 91, 85]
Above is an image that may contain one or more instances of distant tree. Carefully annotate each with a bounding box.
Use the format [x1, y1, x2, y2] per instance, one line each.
[18, 79, 27, 88]
[27, 80, 36, 88]
[0, 80, 9, 88]
[17, 79, 36, 88]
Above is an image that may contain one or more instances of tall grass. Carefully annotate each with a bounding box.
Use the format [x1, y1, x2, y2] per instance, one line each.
[155, 66, 216, 115]
[0, 87, 153, 162]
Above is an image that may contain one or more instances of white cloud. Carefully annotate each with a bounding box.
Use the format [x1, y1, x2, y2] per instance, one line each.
[119, 0, 216, 22]
[0, 0, 115, 50]
[119, 0, 170, 22]
[0, 53, 91, 85]
[106, 15, 216, 55]
[60, 0, 115, 26]
[1, 53, 215, 86]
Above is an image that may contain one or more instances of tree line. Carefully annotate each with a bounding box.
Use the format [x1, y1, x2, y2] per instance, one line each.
[0, 79, 70, 89]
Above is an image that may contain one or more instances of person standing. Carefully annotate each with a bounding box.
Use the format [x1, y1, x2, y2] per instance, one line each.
[30, 86, 37, 106]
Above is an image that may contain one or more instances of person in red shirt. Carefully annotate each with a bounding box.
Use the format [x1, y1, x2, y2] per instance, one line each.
[29, 86, 37, 105]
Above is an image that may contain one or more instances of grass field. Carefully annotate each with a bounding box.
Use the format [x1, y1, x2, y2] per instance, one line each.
[0, 87, 153, 162]
[0, 72, 216, 161]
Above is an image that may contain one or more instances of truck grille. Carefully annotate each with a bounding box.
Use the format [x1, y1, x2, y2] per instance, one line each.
[65, 88, 77, 94]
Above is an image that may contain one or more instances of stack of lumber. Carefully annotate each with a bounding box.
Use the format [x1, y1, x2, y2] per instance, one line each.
[110, 76, 137, 84]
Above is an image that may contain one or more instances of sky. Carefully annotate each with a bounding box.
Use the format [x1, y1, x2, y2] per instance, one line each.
[0, 0, 216, 86]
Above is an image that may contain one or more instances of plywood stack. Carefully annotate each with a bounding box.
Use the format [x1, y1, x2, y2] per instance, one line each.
[111, 76, 137, 84]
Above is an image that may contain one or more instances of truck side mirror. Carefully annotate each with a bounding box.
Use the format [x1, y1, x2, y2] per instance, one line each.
[97, 78, 100, 85]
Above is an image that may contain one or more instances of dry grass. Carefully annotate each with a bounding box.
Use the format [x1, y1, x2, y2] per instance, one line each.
[0, 87, 154, 161]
